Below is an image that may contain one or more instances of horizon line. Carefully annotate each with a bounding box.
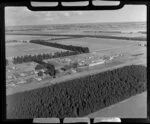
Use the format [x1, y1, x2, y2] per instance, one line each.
[6, 21, 146, 27]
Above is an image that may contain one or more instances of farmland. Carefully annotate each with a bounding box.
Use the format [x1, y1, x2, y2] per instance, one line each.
[6, 34, 70, 41]
[6, 37, 146, 58]
[55, 37, 146, 52]
[6, 29, 147, 95]
[87, 91, 147, 118]
[6, 34, 147, 95]
[5, 22, 147, 118]
[6, 43, 67, 58]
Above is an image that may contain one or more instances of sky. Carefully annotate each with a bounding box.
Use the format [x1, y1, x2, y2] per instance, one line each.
[5, 5, 146, 26]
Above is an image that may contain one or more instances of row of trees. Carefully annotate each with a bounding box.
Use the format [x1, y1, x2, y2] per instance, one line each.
[30, 40, 90, 53]
[13, 51, 79, 64]
[7, 65, 147, 119]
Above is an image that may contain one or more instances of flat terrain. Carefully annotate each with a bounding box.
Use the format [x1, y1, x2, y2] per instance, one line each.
[55, 37, 146, 53]
[6, 35, 146, 95]
[6, 35, 49, 41]
[6, 36, 147, 95]
[6, 22, 146, 40]
[6, 43, 66, 57]
[6, 22, 147, 118]
[6, 34, 69, 41]
[87, 91, 147, 118]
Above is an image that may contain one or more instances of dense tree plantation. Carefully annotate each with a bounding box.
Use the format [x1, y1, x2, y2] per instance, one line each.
[30, 40, 90, 53]
[7, 65, 147, 119]
[13, 51, 79, 64]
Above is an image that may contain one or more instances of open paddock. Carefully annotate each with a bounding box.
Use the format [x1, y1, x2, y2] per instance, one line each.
[57, 37, 145, 52]
[6, 43, 67, 57]
[6, 35, 48, 41]
[6, 34, 70, 41]
[57, 43, 146, 64]
[94, 45, 146, 57]
[87, 91, 147, 118]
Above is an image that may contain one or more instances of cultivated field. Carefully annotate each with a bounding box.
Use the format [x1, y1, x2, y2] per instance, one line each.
[5, 22, 147, 95]
[55, 37, 145, 52]
[6, 22, 147, 119]
[87, 91, 147, 118]
[6, 43, 67, 57]
[6, 34, 70, 41]
[52, 37, 146, 64]
[6, 36, 147, 95]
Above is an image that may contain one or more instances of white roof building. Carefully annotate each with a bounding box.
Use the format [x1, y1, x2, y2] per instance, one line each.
[35, 77, 42, 81]
[89, 59, 105, 67]
[20, 73, 25, 76]
[17, 80, 26, 84]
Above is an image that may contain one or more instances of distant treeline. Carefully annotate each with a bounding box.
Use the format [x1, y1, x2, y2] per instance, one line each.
[30, 40, 90, 53]
[13, 51, 79, 64]
[7, 65, 147, 119]
[6, 33, 147, 41]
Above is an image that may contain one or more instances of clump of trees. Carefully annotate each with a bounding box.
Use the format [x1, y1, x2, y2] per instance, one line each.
[7, 65, 147, 119]
[34, 60, 56, 77]
[13, 51, 79, 64]
[30, 40, 90, 53]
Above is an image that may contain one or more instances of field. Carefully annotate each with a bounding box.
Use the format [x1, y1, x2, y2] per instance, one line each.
[6, 34, 70, 41]
[6, 37, 146, 58]
[6, 43, 67, 57]
[52, 37, 146, 65]
[5, 22, 147, 118]
[54, 37, 145, 52]
[87, 91, 147, 118]
[6, 36, 147, 95]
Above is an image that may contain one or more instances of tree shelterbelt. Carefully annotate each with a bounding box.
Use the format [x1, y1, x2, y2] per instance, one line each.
[12, 40, 90, 64]
[30, 40, 90, 53]
[12, 51, 79, 64]
[7, 65, 147, 119]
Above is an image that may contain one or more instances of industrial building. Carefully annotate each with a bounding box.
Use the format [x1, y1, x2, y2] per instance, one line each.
[88, 59, 105, 67]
